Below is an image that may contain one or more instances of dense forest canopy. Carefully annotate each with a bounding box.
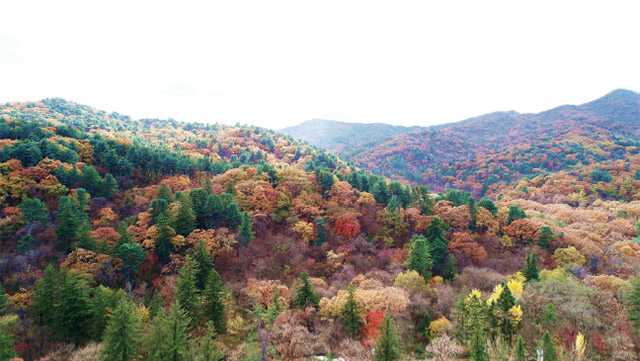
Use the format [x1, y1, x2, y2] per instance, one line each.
[1, 96, 640, 361]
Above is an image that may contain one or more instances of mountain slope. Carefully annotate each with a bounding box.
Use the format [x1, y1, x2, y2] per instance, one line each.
[347, 89, 640, 194]
[280, 118, 424, 151]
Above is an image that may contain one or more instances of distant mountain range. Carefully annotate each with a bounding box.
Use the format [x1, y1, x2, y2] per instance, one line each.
[280, 119, 424, 151]
[282, 89, 640, 194]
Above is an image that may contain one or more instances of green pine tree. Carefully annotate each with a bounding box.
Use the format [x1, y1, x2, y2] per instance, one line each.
[443, 253, 458, 280]
[76, 220, 98, 251]
[514, 336, 526, 361]
[101, 298, 142, 361]
[55, 196, 81, 252]
[0, 284, 7, 315]
[202, 268, 227, 334]
[176, 256, 200, 323]
[148, 291, 165, 320]
[541, 303, 557, 329]
[154, 212, 175, 264]
[103, 173, 119, 198]
[18, 198, 49, 235]
[496, 282, 516, 344]
[31, 264, 59, 347]
[467, 292, 489, 361]
[291, 271, 320, 310]
[340, 284, 364, 338]
[89, 286, 120, 341]
[172, 197, 195, 237]
[238, 211, 255, 246]
[628, 277, 640, 335]
[537, 226, 555, 249]
[145, 302, 191, 361]
[157, 183, 174, 201]
[192, 241, 214, 290]
[405, 235, 433, 280]
[508, 206, 526, 224]
[540, 331, 557, 361]
[222, 197, 242, 228]
[195, 321, 224, 361]
[524, 250, 539, 282]
[418, 312, 431, 341]
[0, 325, 17, 361]
[425, 216, 450, 274]
[82, 165, 104, 197]
[53, 272, 92, 345]
[118, 242, 147, 287]
[373, 313, 402, 361]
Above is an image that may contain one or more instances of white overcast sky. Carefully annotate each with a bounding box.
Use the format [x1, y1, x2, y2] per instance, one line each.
[1, 1, 639, 129]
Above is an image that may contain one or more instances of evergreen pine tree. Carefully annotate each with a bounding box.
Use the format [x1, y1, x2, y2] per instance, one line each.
[31, 264, 58, 330]
[540, 331, 557, 361]
[145, 308, 170, 361]
[0, 326, 17, 361]
[103, 173, 119, 198]
[18, 198, 49, 235]
[524, 250, 539, 282]
[225, 179, 235, 195]
[203, 194, 223, 229]
[496, 283, 516, 344]
[238, 211, 255, 246]
[68, 165, 81, 185]
[371, 180, 389, 205]
[223, 199, 242, 228]
[192, 241, 214, 290]
[418, 312, 431, 341]
[176, 256, 200, 323]
[55, 196, 80, 252]
[154, 212, 175, 264]
[148, 291, 165, 320]
[340, 284, 364, 338]
[514, 336, 526, 361]
[405, 235, 433, 280]
[145, 302, 191, 361]
[541, 303, 557, 329]
[82, 165, 104, 197]
[0, 284, 7, 314]
[118, 242, 147, 287]
[195, 321, 224, 361]
[149, 199, 170, 223]
[467, 292, 489, 361]
[157, 183, 174, 201]
[508, 206, 526, 224]
[75, 188, 91, 216]
[165, 301, 191, 361]
[443, 253, 458, 280]
[89, 286, 120, 341]
[537, 226, 555, 249]
[101, 298, 142, 361]
[56, 165, 69, 186]
[291, 271, 320, 310]
[173, 196, 196, 237]
[203, 269, 227, 334]
[373, 313, 402, 361]
[76, 220, 98, 251]
[425, 216, 450, 274]
[53, 272, 92, 345]
[627, 277, 640, 334]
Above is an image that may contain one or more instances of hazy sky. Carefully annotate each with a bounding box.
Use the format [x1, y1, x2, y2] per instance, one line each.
[1, 1, 639, 129]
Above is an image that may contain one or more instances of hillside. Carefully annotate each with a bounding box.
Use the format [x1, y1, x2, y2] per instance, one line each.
[280, 118, 424, 151]
[346, 89, 640, 194]
[1, 98, 640, 360]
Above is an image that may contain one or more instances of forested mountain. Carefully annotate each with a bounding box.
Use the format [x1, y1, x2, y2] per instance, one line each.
[280, 119, 424, 151]
[346, 89, 640, 194]
[1, 97, 640, 361]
